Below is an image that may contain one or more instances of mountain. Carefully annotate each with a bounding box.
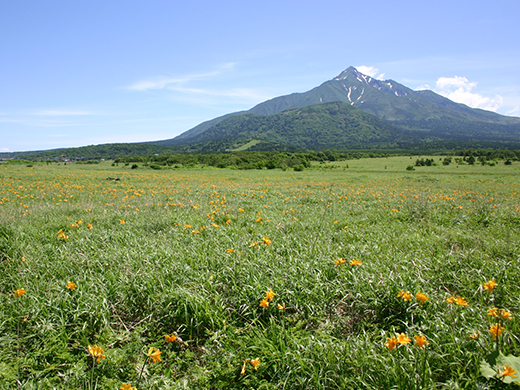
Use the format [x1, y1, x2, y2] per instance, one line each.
[153, 67, 520, 150]
[174, 102, 419, 149]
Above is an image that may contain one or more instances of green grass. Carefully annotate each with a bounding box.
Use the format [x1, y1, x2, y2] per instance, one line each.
[1, 159, 519, 389]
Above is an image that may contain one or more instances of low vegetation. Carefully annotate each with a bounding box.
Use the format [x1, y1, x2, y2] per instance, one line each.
[1, 157, 519, 389]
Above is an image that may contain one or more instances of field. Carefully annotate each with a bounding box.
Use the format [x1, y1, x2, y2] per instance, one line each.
[1, 157, 519, 389]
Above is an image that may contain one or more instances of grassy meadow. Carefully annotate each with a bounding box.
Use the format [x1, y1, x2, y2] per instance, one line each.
[1, 157, 519, 389]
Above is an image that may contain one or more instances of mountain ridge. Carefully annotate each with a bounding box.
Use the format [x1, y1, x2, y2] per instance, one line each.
[153, 66, 520, 148]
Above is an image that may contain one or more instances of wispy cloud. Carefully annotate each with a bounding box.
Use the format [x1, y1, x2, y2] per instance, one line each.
[506, 106, 520, 117]
[434, 76, 503, 111]
[0, 108, 99, 128]
[356, 66, 385, 80]
[127, 62, 237, 91]
[31, 110, 96, 116]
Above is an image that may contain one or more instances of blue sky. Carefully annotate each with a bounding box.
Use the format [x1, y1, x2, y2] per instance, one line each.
[1, 0, 520, 152]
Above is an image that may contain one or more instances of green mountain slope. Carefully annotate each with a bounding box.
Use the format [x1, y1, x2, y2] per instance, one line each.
[179, 102, 421, 149]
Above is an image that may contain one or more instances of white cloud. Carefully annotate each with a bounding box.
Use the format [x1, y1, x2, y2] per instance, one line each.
[0, 148, 12, 152]
[356, 66, 385, 80]
[415, 84, 431, 91]
[32, 110, 95, 116]
[127, 62, 237, 91]
[506, 106, 520, 117]
[434, 76, 503, 112]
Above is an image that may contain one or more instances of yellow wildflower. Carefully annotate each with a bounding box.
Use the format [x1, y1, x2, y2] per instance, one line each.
[147, 347, 162, 363]
[415, 292, 429, 305]
[489, 323, 505, 340]
[397, 333, 411, 345]
[350, 259, 362, 266]
[119, 383, 136, 390]
[14, 288, 26, 298]
[256, 216, 262, 223]
[455, 296, 469, 306]
[488, 308, 499, 318]
[334, 258, 346, 265]
[239, 208, 244, 213]
[241, 359, 249, 375]
[397, 290, 412, 301]
[259, 299, 269, 308]
[226, 248, 234, 253]
[445, 296, 456, 304]
[119, 219, 125, 224]
[501, 310, 513, 320]
[483, 279, 498, 292]
[88, 345, 106, 363]
[499, 364, 517, 378]
[384, 336, 398, 351]
[164, 334, 177, 343]
[66, 281, 77, 291]
[468, 332, 480, 340]
[413, 335, 429, 349]
[277, 304, 285, 310]
[250, 358, 260, 370]
[265, 289, 275, 301]
[249, 241, 258, 247]
[263, 237, 271, 246]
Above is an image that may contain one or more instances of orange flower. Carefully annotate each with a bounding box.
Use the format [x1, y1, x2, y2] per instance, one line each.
[265, 289, 275, 301]
[239, 208, 245, 213]
[413, 335, 429, 349]
[397, 290, 412, 301]
[240, 359, 249, 375]
[14, 288, 26, 297]
[501, 310, 513, 320]
[119, 384, 136, 390]
[147, 347, 162, 363]
[119, 219, 125, 224]
[384, 336, 398, 351]
[334, 258, 346, 265]
[483, 279, 498, 292]
[262, 237, 271, 246]
[455, 296, 469, 306]
[250, 358, 260, 370]
[499, 364, 517, 378]
[164, 334, 177, 343]
[88, 345, 106, 363]
[259, 299, 269, 308]
[445, 296, 456, 304]
[415, 292, 429, 305]
[397, 333, 411, 345]
[226, 248, 234, 253]
[350, 259, 362, 266]
[468, 332, 480, 340]
[489, 323, 505, 340]
[66, 281, 77, 291]
[87, 223, 93, 229]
